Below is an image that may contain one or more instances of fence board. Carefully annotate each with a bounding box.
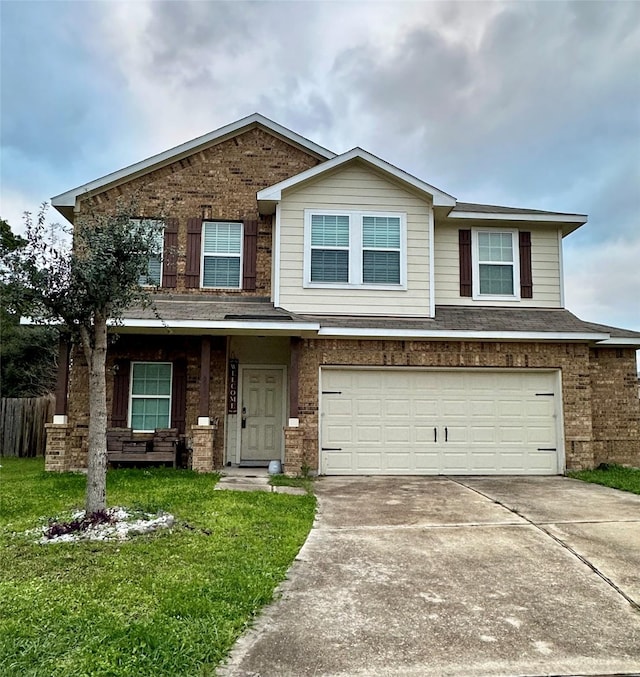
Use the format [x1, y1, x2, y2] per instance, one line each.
[0, 395, 55, 457]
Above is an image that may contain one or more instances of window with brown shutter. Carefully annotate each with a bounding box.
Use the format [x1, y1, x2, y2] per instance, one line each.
[161, 218, 179, 289]
[519, 231, 533, 298]
[459, 229, 472, 297]
[111, 360, 131, 427]
[185, 218, 203, 288]
[242, 218, 258, 291]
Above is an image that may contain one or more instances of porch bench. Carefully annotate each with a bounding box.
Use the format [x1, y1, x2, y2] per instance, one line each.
[107, 428, 179, 468]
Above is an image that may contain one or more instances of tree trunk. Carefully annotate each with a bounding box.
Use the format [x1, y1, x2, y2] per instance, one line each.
[84, 314, 108, 514]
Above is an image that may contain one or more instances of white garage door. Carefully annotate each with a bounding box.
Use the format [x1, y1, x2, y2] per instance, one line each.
[320, 369, 561, 475]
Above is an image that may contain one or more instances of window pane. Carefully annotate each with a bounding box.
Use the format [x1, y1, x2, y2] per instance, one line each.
[479, 264, 514, 295]
[311, 215, 349, 247]
[203, 256, 241, 287]
[139, 255, 161, 286]
[362, 216, 400, 249]
[131, 398, 170, 431]
[311, 250, 349, 283]
[363, 251, 400, 284]
[478, 232, 513, 262]
[132, 363, 172, 396]
[203, 222, 242, 254]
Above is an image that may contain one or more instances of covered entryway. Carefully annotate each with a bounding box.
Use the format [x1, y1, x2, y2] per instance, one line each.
[320, 368, 562, 475]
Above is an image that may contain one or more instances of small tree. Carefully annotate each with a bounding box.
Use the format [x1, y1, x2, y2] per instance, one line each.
[4, 201, 163, 513]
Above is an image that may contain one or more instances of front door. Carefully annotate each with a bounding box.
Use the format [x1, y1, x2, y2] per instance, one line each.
[240, 368, 284, 463]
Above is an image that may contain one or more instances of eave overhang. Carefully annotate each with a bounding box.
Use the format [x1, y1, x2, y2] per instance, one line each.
[446, 209, 588, 236]
[257, 147, 457, 214]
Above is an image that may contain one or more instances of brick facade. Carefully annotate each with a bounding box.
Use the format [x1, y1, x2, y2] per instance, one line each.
[45, 123, 640, 475]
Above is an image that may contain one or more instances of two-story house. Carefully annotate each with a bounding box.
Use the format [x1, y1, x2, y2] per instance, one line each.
[46, 113, 640, 475]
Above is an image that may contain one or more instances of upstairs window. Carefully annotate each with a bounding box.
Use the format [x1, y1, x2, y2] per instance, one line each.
[305, 210, 406, 289]
[310, 214, 350, 283]
[472, 229, 520, 299]
[362, 216, 401, 284]
[131, 219, 163, 286]
[202, 221, 243, 289]
[129, 362, 172, 432]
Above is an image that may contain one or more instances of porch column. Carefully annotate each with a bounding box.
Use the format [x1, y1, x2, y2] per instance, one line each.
[289, 337, 300, 421]
[53, 337, 70, 424]
[198, 336, 211, 425]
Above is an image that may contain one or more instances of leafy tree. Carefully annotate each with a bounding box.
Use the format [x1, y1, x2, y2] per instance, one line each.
[1, 218, 58, 397]
[4, 202, 163, 513]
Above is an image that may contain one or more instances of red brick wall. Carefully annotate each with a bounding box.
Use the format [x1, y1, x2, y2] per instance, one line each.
[76, 127, 322, 296]
[589, 347, 640, 466]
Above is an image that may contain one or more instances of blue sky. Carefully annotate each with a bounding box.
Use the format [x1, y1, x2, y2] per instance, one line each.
[1, 0, 638, 334]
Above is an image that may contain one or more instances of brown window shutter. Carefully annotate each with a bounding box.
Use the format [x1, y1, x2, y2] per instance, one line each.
[171, 359, 187, 434]
[185, 218, 203, 288]
[111, 360, 130, 427]
[161, 218, 179, 289]
[242, 218, 258, 291]
[519, 231, 533, 298]
[459, 229, 472, 297]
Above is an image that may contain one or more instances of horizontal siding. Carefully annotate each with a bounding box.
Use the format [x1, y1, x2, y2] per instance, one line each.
[434, 223, 562, 307]
[278, 162, 431, 316]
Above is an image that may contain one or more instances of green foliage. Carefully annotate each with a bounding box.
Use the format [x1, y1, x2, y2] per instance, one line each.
[0, 458, 316, 676]
[568, 464, 640, 495]
[3, 202, 163, 347]
[0, 218, 58, 396]
[269, 473, 314, 493]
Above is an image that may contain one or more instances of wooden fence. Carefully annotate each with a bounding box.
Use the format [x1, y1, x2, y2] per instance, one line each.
[0, 395, 55, 457]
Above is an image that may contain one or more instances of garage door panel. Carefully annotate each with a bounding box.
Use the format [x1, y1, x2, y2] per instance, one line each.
[320, 369, 560, 475]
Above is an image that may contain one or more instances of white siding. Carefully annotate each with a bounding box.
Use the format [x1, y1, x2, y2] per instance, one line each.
[433, 223, 562, 307]
[278, 162, 432, 316]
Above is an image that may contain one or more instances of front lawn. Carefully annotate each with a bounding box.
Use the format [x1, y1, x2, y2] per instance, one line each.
[0, 458, 316, 677]
[569, 464, 640, 495]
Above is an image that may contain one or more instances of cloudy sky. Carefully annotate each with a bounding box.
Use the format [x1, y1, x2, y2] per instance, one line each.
[1, 0, 638, 333]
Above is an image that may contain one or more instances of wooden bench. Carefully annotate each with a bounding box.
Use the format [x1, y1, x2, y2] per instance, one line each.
[107, 428, 179, 468]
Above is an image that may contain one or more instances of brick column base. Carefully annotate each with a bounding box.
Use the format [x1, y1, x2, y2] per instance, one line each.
[45, 423, 72, 472]
[283, 427, 305, 476]
[191, 424, 217, 473]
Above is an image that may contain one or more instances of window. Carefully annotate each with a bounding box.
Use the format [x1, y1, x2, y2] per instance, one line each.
[131, 219, 163, 286]
[310, 214, 350, 283]
[202, 221, 243, 288]
[129, 362, 172, 432]
[362, 216, 401, 284]
[305, 210, 405, 288]
[472, 229, 520, 299]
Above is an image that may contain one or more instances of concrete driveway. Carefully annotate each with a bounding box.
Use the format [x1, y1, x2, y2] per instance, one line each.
[220, 476, 640, 677]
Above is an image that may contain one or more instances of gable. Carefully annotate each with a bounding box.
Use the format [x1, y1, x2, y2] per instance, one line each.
[52, 113, 335, 223]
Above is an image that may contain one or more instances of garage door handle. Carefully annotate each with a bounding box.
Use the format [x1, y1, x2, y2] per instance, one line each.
[434, 427, 437, 442]
[537, 448, 556, 451]
[322, 447, 342, 451]
[445, 427, 448, 442]
[322, 391, 342, 395]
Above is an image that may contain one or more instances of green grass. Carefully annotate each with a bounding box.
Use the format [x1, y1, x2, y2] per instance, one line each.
[268, 473, 314, 494]
[568, 464, 640, 495]
[0, 458, 316, 677]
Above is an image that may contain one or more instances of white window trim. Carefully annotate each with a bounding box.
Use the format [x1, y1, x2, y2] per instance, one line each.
[303, 209, 407, 290]
[131, 218, 164, 288]
[200, 221, 244, 290]
[128, 362, 173, 433]
[472, 228, 520, 301]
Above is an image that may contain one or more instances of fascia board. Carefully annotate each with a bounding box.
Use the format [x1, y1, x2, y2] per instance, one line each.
[109, 318, 321, 333]
[257, 148, 457, 207]
[51, 113, 336, 209]
[596, 337, 640, 347]
[317, 327, 611, 341]
[448, 210, 588, 225]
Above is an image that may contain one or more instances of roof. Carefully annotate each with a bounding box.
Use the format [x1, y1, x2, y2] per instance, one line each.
[447, 202, 588, 235]
[257, 147, 456, 213]
[51, 113, 336, 222]
[111, 297, 640, 346]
